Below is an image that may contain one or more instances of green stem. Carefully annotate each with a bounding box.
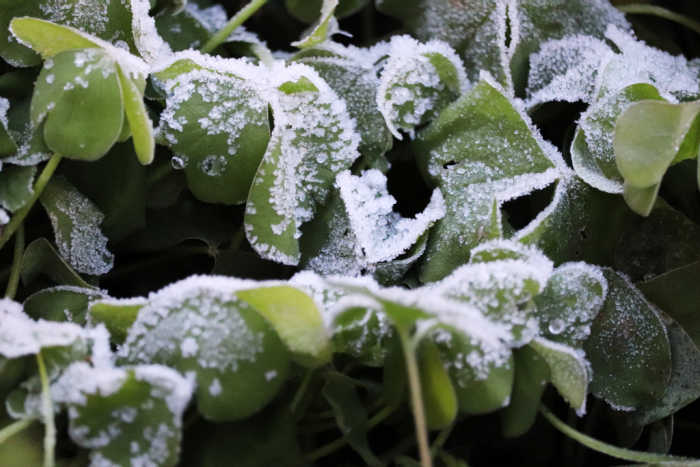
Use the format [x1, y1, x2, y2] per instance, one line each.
[36, 351, 55, 467]
[290, 368, 315, 418]
[4, 224, 24, 299]
[540, 406, 696, 464]
[618, 4, 700, 36]
[201, 0, 269, 54]
[305, 405, 395, 462]
[397, 326, 432, 467]
[430, 422, 454, 458]
[0, 154, 62, 252]
[0, 418, 35, 444]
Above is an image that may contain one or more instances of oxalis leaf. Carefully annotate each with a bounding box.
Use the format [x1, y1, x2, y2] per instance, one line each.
[51, 362, 193, 467]
[0, 97, 18, 156]
[154, 56, 270, 205]
[377, 35, 468, 139]
[117, 276, 297, 421]
[40, 176, 114, 276]
[291, 0, 339, 49]
[0, 164, 35, 213]
[244, 62, 360, 265]
[584, 269, 672, 411]
[414, 74, 560, 281]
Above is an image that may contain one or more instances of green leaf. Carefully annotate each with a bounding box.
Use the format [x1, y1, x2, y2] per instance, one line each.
[500, 346, 550, 438]
[116, 65, 154, 165]
[614, 99, 700, 215]
[0, 164, 35, 212]
[155, 2, 225, 51]
[430, 324, 514, 415]
[639, 261, 700, 347]
[53, 362, 193, 467]
[3, 97, 51, 166]
[24, 286, 104, 324]
[0, 98, 17, 156]
[236, 285, 331, 367]
[333, 307, 393, 366]
[417, 339, 457, 429]
[286, 0, 368, 22]
[534, 262, 607, 348]
[88, 298, 146, 344]
[156, 61, 270, 204]
[293, 44, 393, 168]
[61, 142, 148, 242]
[21, 238, 93, 289]
[9, 17, 98, 59]
[414, 78, 558, 281]
[32, 48, 124, 161]
[572, 83, 665, 195]
[622, 182, 661, 218]
[584, 269, 672, 410]
[628, 314, 700, 426]
[245, 65, 360, 265]
[40, 176, 114, 276]
[291, 0, 339, 49]
[377, 35, 467, 139]
[118, 276, 291, 422]
[529, 337, 589, 415]
[322, 372, 382, 466]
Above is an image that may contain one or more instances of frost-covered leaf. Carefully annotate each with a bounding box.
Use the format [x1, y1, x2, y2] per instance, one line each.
[534, 262, 607, 348]
[429, 324, 513, 415]
[52, 362, 193, 467]
[116, 64, 154, 165]
[0, 0, 139, 67]
[291, 0, 339, 49]
[88, 297, 146, 344]
[0, 97, 17, 156]
[40, 176, 114, 276]
[499, 346, 549, 438]
[432, 241, 553, 345]
[529, 337, 590, 416]
[332, 306, 393, 366]
[31, 48, 124, 161]
[0, 298, 87, 360]
[118, 276, 291, 422]
[21, 238, 94, 288]
[24, 286, 105, 325]
[572, 83, 664, 196]
[417, 338, 457, 429]
[614, 99, 700, 216]
[377, 35, 467, 139]
[3, 98, 51, 166]
[236, 286, 331, 367]
[156, 60, 270, 204]
[293, 43, 393, 168]
[245, 63, 360, 265]
[10, 16, 99, 58]
[414, 77, 559, 281]
[155, 2, 227, 51]
[0, 164, 35, 213]
[584, 270, 672, 411]
[336, 169, 444, 263]
[628, 314, 700, 426]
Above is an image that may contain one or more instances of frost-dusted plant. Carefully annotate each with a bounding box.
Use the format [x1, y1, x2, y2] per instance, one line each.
[1, 1, 700, 466]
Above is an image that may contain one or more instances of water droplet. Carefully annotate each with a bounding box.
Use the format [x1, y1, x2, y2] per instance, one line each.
[171, 156, 187, 170]
[548, 319, 565, 335]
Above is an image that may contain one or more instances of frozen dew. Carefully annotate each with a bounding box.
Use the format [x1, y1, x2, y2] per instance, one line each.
[39, 0, 109, 36]
[170, 155, 187, 170]
[548, 319, 565, 335]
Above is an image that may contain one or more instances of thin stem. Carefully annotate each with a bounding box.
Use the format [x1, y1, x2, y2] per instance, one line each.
[618, 4, 700, 36]
[4, 224, 24, 299]
[290, 368, 315, 418]
[201, 0, 268, 54]
[0, 418, 35, 444]
[0, 154, 62, 252]
[430, 422, 454, 458]
[397, 326, 432, 467]
[304, 405, 395, 462]
[540, 406, 696, 464]
[36, 351, 55, 467]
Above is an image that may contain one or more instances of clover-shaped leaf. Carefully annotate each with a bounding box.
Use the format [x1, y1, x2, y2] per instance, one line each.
[0, 164, 35, 213]
[291, 0, 339, 49]
[40, 176, 114, 276]
[0, 97, 17, 156]
[52, 362, 193, 467]
[24, 286, 105, 325]
[118, 276, 291, 421]
[584, 269, 672, 411]
[414, 76, 560, 281]
[377, 35, 467, 139]
[155, 59, 270, 205]
[245, 63, 360, 265]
